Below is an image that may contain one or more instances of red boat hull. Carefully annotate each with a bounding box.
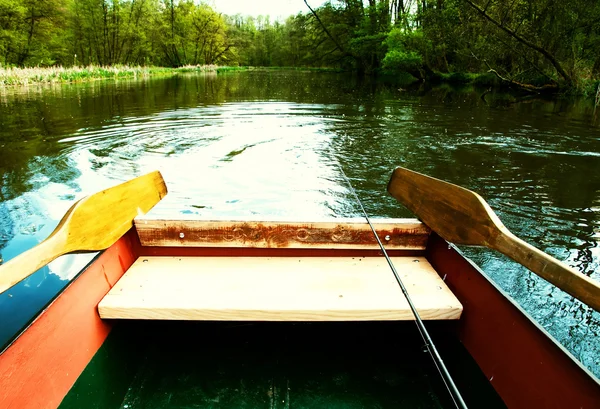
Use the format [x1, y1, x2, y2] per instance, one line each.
[428, 233, 600, 408]
[1, 229, 599, 408]
[0, 232, 137, 409]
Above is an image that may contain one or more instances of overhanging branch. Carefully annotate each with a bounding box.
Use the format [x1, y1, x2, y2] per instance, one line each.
[303, 0, 352, 58]
[463, 0, 572, 84]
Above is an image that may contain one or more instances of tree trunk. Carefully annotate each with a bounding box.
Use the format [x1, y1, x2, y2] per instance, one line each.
[593, 54, 600, 78]
[380, 0, 391, 29]
[488, 68, 559, 93]
[169, 0, 180, 66]
[18, 6, 36, 66]
[368, 0, 377, 33]
[102, 1, 109, 64]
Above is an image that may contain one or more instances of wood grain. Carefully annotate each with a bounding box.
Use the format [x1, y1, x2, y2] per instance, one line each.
[134, 218, 430, 250]
[98, 256, 462, 321]
[387, 166, 600, 312]
[0, 171, 167, 295]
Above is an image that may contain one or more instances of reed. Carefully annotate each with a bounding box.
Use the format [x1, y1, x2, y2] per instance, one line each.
[0, 65, 221, 86]
[0, 65, 345, 86]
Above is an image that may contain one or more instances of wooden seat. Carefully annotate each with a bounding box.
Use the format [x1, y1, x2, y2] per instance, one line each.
[98, 256, 462, 321]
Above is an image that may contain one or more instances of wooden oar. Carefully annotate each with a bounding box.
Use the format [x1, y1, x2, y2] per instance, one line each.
[387, 166, 600, 312]
[0, 171, 167, 294]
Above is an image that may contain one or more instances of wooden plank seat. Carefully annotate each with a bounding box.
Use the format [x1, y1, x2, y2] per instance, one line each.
[98, 218, 462, 321]
[98, 255, 462, 321]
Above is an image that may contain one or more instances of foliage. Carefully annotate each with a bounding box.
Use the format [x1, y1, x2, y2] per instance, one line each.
[0, 0, 598, 91]
[382, 28, 430, 75]
[382, 49, 421, 73]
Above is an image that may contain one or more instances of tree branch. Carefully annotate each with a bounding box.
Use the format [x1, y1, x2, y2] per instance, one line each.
[303, 0, 352, 58]
[494, 35, 556, 84]
[463, 0, 572, 84]
[484, 60, 558, 94]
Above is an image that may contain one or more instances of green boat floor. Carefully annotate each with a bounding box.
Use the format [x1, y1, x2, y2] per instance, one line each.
[61, 322, 506, 409]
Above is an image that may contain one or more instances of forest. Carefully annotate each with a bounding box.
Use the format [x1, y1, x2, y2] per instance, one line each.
[1, 0, 599, 92]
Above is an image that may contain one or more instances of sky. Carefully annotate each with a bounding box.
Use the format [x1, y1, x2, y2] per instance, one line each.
[208, 0, 328, 19]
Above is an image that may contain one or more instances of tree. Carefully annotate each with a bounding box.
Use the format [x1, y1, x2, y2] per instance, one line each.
[0, 0, 26, 65]
[0, 0, 596, 91]
[0, 0, 67, 66]
[463, 0, 572, 85]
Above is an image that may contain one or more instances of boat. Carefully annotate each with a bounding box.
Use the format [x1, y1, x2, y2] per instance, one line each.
[0, 167, 599, 409]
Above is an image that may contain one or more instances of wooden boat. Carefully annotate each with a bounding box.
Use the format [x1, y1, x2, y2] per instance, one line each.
[1, 168, 599, 409]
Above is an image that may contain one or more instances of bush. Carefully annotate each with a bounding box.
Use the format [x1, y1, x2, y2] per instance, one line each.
[382, 49, 422, 72]
[443, 72, 472, 84]
[382, 28, 431, 75]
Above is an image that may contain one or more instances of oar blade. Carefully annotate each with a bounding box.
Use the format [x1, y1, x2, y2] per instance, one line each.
[387, 166, 506, 247]
[387, 166, 600, 312]
[0, 171, 167, 294]
[61, 171, 168, 252]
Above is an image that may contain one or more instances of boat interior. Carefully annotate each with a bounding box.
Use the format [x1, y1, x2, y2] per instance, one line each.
[2, 170, 599, 409]
[54, 216, 505, 409]
[58, 216, 505, 409]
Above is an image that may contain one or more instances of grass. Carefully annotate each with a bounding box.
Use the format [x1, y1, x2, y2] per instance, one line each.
[0, 65, 226, 86]
[215, 66, 251, 73]
[0, 65, 344, 86]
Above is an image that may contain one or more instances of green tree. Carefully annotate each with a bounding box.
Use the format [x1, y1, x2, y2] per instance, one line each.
[0, 0, 26, 65]
[0, 0, 67, 66]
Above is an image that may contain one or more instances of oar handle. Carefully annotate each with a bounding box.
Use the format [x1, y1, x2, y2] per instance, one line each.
[0, 238, 64, 294]
[0, 171, 167, 295]
[494, 231, 600, 311]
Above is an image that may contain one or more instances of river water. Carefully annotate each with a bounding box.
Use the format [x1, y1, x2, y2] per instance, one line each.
[0, 71, 599, 377]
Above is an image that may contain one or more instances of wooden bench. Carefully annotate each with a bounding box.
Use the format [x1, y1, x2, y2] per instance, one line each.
[98, 218, 463, 321]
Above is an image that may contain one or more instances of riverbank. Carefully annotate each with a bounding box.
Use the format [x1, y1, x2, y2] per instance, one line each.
[392, 70, 600, 99]
[0, 65, 342, 86]
[434, 72, 599, 99]
[0, 65, 225, 86]
[4, 64, 596, 102]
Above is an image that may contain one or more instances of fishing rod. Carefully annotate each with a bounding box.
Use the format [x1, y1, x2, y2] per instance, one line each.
[337, 164, 468, 409]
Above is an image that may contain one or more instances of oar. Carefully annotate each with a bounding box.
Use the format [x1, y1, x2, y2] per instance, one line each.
[0, 171, 167, 294]
[387, 166, 600, 312]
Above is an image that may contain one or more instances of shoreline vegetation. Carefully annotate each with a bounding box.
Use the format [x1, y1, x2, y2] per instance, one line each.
[0, 65, 211, 86]
[2, 65, 597, 102]
[1, 63, 598, 104]
[0, 65, 344, 86]
[0, 1, 598, 97]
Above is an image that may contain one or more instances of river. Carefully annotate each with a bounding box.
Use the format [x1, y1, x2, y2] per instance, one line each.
[0, 71, 598, 377]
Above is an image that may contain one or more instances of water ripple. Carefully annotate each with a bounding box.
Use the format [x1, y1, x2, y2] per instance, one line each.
[0, 74, 599, 376]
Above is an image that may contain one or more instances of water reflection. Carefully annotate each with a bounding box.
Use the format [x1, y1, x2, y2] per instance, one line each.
[0, 72, 598, 376]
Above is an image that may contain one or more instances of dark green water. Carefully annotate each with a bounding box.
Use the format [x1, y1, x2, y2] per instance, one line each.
[0, 72, 599, 378]
[60, 322, 504, 409]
